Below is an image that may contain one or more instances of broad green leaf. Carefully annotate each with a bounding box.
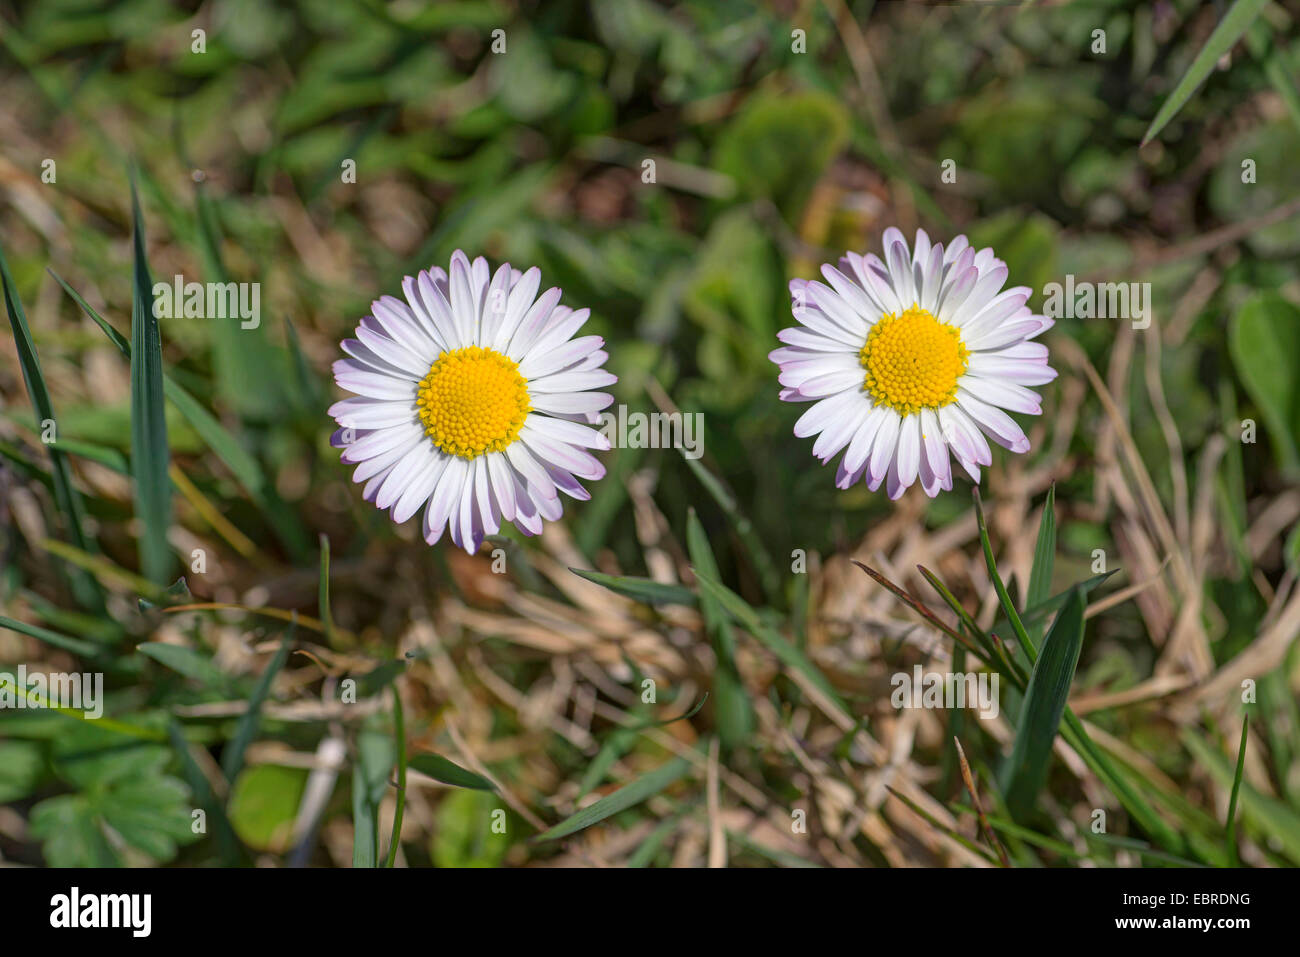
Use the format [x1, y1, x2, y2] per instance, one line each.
[712, 89, 848, 218]
[1002, 588, 1086, 821]
[0, 740, 45, 802]
[432, 789, 509, 867]
[228, 764, 308, 853]
[535, 756, 691, 842]
[1142, 0, 1269, 146]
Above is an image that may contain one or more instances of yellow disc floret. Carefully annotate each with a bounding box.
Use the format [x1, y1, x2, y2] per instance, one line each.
[417, 346, 530, 458]
[860, 304, 969, 416]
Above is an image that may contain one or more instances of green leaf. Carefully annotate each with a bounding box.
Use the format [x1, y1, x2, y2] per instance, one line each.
[1141, 0, 1270, 146]
[0, 740, 45, 802]
[352, 725, 395, 867]
[713, 89, 848, 218]
[357, 659, 406, 697]
[569, 567, 697, 606]
[1229, 293, 1300, 473]
[535, 756, 691, 842]
[0, 241, 104, 611]
[128, 174, 173, 584]
[228, 764, 308, 853]
[1026, 485, 1056, 644]
[409, 753, 496, 791]
[138, 641, 226, 687]
[1002, 588, 1086, 822]
[432, 789, 509, 867]
[31, 724, 198, 865]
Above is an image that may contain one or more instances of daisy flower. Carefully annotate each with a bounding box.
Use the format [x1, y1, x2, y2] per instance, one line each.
[770, 228, 1056, 499]
[329, 251, 616, 553]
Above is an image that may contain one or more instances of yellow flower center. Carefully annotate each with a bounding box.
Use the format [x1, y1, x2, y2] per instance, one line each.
[860, 304, 969, 416]
[416, 346, 531, 458]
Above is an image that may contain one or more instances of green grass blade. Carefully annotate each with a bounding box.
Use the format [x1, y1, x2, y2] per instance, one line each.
[128, 174, 173, 584]
[51, 268, 310, 559]
[1002, 588, 1086, 822]
[973, 489, 1036, 660]
[1026, 485, 1055, 644]
[318, 534, 334, 646]
[686, 508, 755, 751]
[1141, 0, 1269, 146]
[1184, 728, 1300, 864]
[569, 567, 697, 606]
[384, 685, 406, 867]
[351, 760, 378, 868]
[534, 756, 691, 842]
[138, 641, 227, 687]
[683, 454, 781, 603]
[0, 243, 104, 612]
[1227, 716, 1249, 866]
[694, 569, 848, 716]
[409, 753, 496, 791]
[0, 615, 101, 657]
[168, 720, 244, 866]
[221, 620, 295, 783]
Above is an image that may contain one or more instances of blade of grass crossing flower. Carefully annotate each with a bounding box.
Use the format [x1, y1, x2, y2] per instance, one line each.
[221, 619, 296, 782]
[1026, 485, 1055, 644]
[1141, 0, 1270, 146]
[128, 175, 173, 584]
[534, 756, 691, 842]
[1002, 588, 1085, 822]
[0, 244, 105, 612]
[686, 509, 754, 751]
[1227, 716, 1249, 866]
